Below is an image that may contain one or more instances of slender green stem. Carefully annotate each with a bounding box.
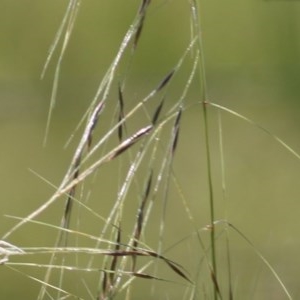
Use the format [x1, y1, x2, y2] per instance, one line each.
[203, 101, 217, 299]
[191, 0, 218, 298]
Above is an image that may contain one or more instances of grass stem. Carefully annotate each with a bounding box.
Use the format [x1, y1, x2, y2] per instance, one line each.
[191, 0, 218, 298]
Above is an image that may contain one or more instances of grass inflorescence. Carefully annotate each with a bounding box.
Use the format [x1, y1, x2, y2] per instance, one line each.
[1, 1, 298, 299]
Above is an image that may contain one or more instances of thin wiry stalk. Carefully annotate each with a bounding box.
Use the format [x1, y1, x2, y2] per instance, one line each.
[190, 1, 218, 298]
[225, 222, 293, 300]
[7, 265, 83, 300]
[202, 102, 219, 298]
[210, 102, 300, 161]
[41, 0, 79, 79]
[217, 112, 233, 299]
[43, 0, 81, 146]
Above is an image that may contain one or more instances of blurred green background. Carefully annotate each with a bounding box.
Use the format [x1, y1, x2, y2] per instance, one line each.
[1, 0, 300, 299]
